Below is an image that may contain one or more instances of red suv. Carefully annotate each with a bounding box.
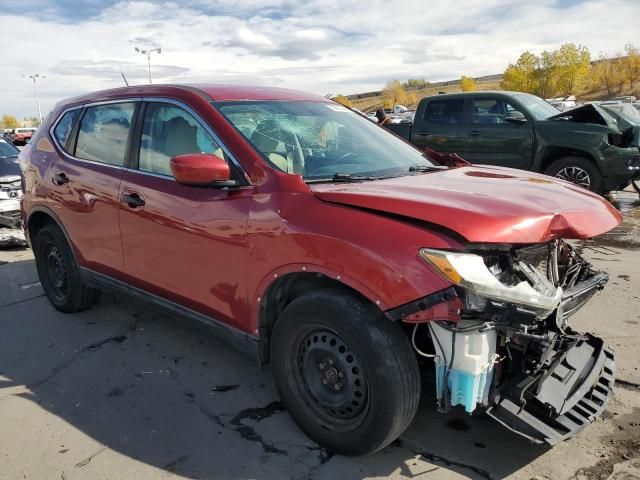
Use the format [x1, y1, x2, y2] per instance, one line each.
[20, 85, 621, 455]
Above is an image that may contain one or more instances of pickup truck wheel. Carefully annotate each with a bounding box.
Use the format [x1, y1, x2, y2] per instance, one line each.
[544, 156, 604, 194]
[33, 223, 99, 313]
[271, 290, 420, 455]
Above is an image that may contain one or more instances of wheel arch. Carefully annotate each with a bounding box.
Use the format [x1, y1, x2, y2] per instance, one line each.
[27, 207, 78, 263]
[538, 146, 600, 174]
[256, 269, 382, 365]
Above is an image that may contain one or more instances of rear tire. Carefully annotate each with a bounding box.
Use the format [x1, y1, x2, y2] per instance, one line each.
[33, 223, 99, 313]
[271, 290, 420, 455]
[544, 156, 604, 194]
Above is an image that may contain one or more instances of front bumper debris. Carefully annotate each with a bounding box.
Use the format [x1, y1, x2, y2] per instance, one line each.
[486, 334, 614, 445]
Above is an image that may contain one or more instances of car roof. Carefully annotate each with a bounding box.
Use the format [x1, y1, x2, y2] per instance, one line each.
[423, 91, 527, 100]
[58, 83, 330, 108]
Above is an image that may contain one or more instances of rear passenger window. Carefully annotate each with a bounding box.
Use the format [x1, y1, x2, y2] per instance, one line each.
[472, 98, 523, 124]
[53, 110, 80, 150]
[138, 103, 227, 176]
[75, 103, 136, 166]
[424, 99, 465, 124]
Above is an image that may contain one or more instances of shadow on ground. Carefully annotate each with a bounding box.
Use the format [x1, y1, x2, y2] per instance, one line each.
[0, 257, 550, 479]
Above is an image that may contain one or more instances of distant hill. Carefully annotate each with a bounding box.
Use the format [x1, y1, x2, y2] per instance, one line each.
[348, 70, 638, 113]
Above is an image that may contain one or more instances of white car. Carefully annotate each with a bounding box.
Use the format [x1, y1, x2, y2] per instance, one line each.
[0, 139, 22, 229]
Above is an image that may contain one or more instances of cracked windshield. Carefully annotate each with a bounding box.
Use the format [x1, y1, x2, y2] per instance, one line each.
[215, 101, 435, 181]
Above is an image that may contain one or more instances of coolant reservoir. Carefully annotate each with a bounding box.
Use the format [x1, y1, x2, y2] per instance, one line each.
[430, 320, 497, 413]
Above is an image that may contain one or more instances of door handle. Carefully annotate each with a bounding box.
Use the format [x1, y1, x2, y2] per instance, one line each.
[52, 172, 69, 185]
[415, 131, 431, 136]
[468, 131, 482, 137]
[121, 192, 145, 208]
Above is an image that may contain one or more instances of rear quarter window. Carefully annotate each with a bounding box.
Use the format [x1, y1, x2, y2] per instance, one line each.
[75, 103, 136, 166]
[53, 110, 80, 151]
[423, 99, 465, 124]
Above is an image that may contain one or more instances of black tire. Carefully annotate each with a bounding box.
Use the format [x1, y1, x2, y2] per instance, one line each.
[544, 156, 604, 194]
[270, 290, 420, 455]
[33, 223, 99, 313]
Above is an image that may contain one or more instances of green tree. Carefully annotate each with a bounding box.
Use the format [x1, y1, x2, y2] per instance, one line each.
[460, 76, 477, 92]
[333, 95, 352, 108]
[382, 79, 407, 106]
[1, 114, 19, 129]
[554, 43, 590, 95]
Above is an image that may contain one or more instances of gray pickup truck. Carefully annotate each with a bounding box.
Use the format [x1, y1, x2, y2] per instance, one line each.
[386, 91, 640, 194]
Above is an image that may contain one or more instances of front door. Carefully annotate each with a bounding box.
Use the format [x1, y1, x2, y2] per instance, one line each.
[118, 101, 253, 331]
[458, 96, 533, 170]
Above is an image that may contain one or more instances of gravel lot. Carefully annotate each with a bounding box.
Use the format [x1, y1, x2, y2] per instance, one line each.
[0, 190, 639, 480]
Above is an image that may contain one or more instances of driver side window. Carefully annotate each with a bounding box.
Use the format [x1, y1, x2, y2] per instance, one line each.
[138, 103, 227, 176]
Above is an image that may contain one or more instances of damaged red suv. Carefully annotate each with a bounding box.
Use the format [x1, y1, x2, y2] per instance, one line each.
[20, 85, 622, 455]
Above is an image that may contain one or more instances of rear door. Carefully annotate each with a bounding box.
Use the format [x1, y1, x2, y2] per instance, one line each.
[458, 96, 533, 169]
[413, 97, 466, 153]
[118, 100, 253, 330]
[48, 101, 137, 277]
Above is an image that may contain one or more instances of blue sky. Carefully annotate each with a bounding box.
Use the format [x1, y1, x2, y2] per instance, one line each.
[2, 0, 639, 118]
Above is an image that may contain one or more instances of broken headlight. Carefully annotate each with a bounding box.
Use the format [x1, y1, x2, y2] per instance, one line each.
[419, 248, 562, 317]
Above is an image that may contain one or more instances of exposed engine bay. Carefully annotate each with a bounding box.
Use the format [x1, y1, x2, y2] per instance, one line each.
[401, 240, 614, 445]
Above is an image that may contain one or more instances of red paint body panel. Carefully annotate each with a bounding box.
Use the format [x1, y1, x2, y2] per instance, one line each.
[311, 165, 622, 243]
[20, 84, 623, 338]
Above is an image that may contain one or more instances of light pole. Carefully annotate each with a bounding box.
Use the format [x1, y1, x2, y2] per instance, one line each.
[135, 47, 162, 84]
[23, 73, 45, 124]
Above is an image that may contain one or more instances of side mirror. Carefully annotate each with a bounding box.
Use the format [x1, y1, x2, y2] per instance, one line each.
[170, 153, 235, 187]
[504, 111, 527, 123]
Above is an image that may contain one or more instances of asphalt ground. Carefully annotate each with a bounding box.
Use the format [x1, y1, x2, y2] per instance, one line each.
[0, 189, 639, 480]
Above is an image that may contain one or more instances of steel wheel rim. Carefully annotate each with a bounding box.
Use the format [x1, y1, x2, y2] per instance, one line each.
[555, 166, 591, 188]
[293, 327, 370, 431]
[45, 245, 68, 301]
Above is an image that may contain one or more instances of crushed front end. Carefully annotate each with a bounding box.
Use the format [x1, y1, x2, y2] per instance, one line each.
[400, 241, 615, 445]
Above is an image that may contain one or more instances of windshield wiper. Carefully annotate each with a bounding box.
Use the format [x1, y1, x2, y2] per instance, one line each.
[408, 164, 446, 172]
[331, 173, 378, 182]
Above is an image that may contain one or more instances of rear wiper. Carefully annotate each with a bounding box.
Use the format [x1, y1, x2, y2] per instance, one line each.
[408, 164, 447, 172]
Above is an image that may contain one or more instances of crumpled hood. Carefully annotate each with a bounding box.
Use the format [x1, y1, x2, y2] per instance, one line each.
[549, 104, 640, 146]
[310, 166, 622, 243]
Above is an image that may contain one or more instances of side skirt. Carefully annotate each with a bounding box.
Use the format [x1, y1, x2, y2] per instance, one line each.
[79, 267, 259, 359]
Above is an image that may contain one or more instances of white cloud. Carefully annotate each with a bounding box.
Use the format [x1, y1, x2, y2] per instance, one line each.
[1, 0, 639, 118]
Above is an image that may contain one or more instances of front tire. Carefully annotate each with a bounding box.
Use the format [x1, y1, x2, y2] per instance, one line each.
[544, 156, 604, 194]
[271, 290, 420, 455]
[33, 223, 99, 313]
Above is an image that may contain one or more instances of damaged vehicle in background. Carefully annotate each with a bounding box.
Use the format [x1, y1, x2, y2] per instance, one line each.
[21, 85, 622, 455]
[386, 91, 640, 194]
[0, 138, 26, 247]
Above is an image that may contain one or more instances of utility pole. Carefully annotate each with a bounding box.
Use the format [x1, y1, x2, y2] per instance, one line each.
[23, 73, 45, 124]
[134, 47, 162, 84]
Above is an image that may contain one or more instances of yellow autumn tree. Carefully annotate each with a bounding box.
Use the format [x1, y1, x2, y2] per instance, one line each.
[333, 95, 352, 108]
[592, 54, 626, 96]
[501, 51, 539, 93]
[460, 76, 476, 92]
[622, 43, 640, 89]
[554, 43, 590, 96]
[1, 114, 19, 129]
[382, 80, 407, 107]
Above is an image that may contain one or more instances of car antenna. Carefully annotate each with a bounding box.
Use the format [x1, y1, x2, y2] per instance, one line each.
[121, 72, 130, 87]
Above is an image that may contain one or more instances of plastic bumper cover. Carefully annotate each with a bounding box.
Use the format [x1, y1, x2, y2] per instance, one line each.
[486, 335, 614, 445]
